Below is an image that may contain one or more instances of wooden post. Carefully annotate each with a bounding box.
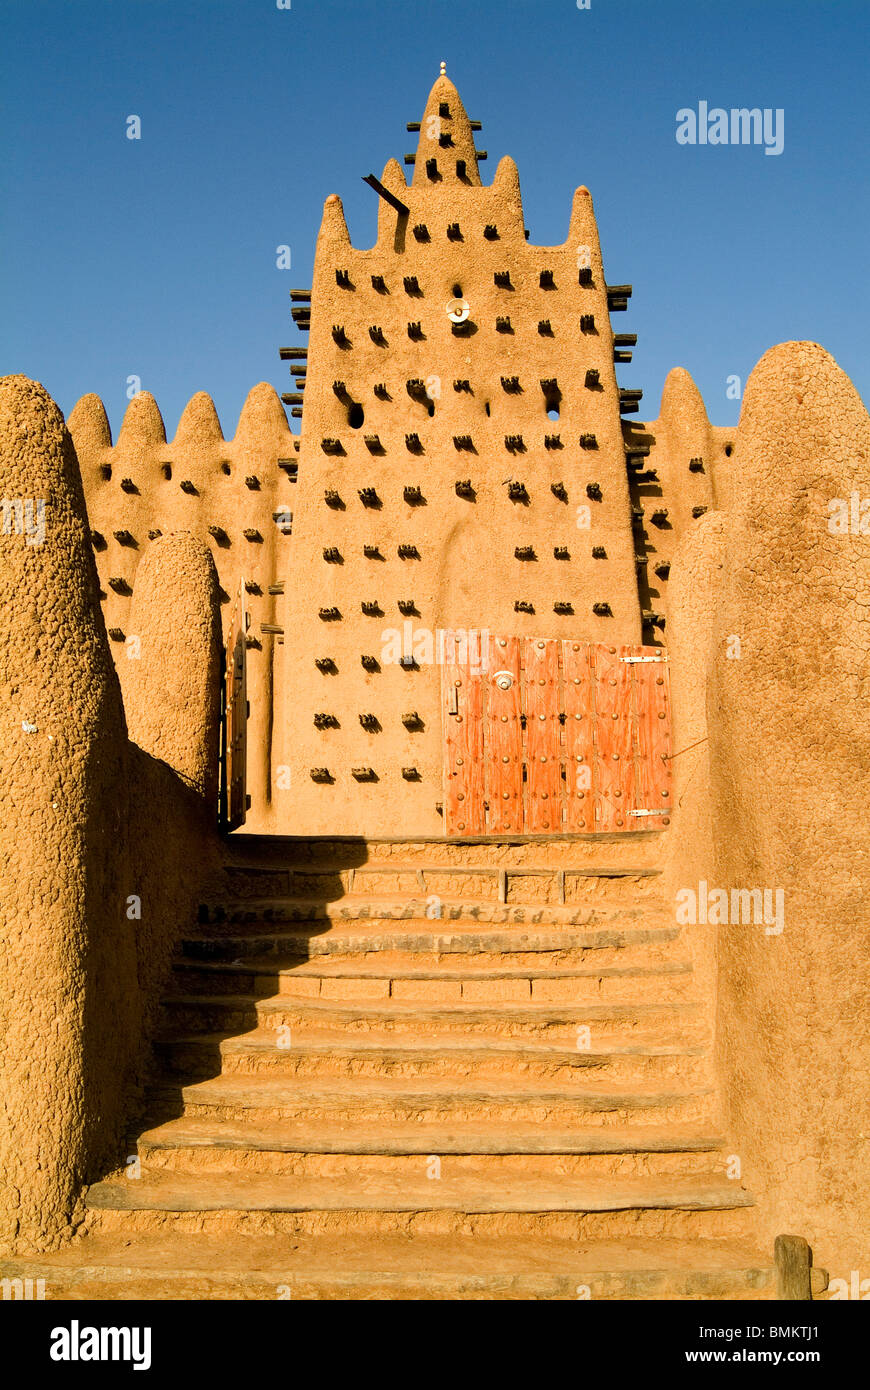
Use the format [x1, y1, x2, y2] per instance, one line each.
[774, 1234, 813, 1300]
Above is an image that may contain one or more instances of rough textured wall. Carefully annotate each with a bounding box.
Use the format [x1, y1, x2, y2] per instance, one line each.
[68, 384, 294, 830]
[120, 532, 224, 1128]
[125, 532, 222, 804]
[0, 375, 131, 1252]
[0, 379, 224, 1254]
[276, 72, 641, 835]
[662, 511, 728, 1068]
[666, 342, 870, 1272]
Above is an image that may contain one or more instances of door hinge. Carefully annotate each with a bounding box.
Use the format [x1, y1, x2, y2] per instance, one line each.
[629, 808, 670, 817]
[621, 655, 667, 664]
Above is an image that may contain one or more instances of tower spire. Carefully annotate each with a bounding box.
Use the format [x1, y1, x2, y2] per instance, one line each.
[412, 68, 481, 187]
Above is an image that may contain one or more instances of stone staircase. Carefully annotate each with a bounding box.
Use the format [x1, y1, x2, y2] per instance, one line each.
[2, 835, 827, 1299]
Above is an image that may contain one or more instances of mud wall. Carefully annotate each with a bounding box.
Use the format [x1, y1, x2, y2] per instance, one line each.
[68, 383, 294, 830]
[0, 376, 222, 1254]
[665, 342, 870, 1273]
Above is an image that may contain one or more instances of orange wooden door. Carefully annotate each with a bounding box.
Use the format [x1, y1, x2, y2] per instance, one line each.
[523, 638, 563, 833]
[561, 640, 596, 832]
[591, 644, 635, 832]
[626, 646, 672, 828]
[441, 635, 670, 837]
[485, 635, 523, 834]
[441, 629, 486, 835]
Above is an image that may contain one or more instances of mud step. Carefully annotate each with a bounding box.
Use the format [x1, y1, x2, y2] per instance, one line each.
[174, 1072, 713, 1126]
[159, 994, 708, 1047]
[138, 1115, 726, 1177]
[155, 1030, 710, 1086]
[173, 958, 692, 982]
[3, 1231, 804, 1301]
[221, 864, 663, 908]
[222, 831, 663, 872]
[169, 957, 695, 1005]
[85, 1179, 755, 1240]
[180, 922, 683, 961]
[197, 897, 669, 930]
[87, 1169, 754, 1216]
[226, 863, 662, 881]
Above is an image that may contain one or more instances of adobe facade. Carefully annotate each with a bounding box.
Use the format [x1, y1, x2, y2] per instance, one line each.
[0, 65, 866, 1298]
[67, 68, 734, 838]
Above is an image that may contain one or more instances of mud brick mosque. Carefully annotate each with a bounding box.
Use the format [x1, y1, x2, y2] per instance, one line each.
[0, 66, 866, 1300]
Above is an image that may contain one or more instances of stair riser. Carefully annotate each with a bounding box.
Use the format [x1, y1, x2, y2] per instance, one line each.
[222, 835, 663, 873]
[180, 935, 682, 966]
[162, 1003, 258, 1035]
[199, 902, 658, 930]
[155, 1048, 222, 1080]
[220, 870, 662, 907]
[270, 975, 694, 1006]
[213, 1051, 711, 1088]
[257, 1008, 706, 1049]
[180, 940, 683, 972]
[180, 1096, 713, 1126]
[169, 969, 694, 1007]
[137, 1149, 724, 1181]
[159, 999, 707, 1048]
[88, 1206, 757, 1242]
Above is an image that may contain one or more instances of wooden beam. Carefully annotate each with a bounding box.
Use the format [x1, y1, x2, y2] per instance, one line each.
[362, 173, 409, 217]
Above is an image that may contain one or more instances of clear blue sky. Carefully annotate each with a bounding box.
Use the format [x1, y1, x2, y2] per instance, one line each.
[2, 0, 867, 439]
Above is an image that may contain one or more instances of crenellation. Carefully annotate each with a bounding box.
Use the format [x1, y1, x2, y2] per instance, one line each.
[74, 380, 293, 825]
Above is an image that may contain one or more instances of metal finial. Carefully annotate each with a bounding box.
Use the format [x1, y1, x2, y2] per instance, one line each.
[440, 60, 446, 76]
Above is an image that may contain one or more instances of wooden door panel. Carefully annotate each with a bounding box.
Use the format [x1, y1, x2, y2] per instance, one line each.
[630, 647, 672, 829]
[485, 635, 522, 834]
[592, 644, 634, 833]
[523, 638, 563, 833]
[561, 640, 596, 832]
[441, 629, 486, 836]
[441, 635, 671, 838]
